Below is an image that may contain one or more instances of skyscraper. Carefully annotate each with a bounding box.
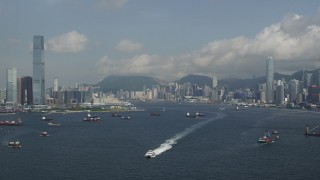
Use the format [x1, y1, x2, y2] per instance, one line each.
[212, 72, 218, 101]
[212, 72, 218, 88]
[17, 77, 22, 105]
[33, 35, 45, 105]
[21, 76, 33, 105]
[53, 77, 58, 92]
[266, 56, 274, 103]
[6, 68, 17, 104]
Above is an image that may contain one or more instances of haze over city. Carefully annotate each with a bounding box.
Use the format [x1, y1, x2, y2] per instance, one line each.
[1, 0, 320, 88]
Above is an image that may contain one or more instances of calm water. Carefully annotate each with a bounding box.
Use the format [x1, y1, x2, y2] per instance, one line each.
[1, 103, 320, 180]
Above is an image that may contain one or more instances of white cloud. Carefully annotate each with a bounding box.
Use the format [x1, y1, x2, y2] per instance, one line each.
[115, 39, 143, 53]
[48, 31, 88, 53]
[93, 0, 128, 10]
[97, 12, 320, 81]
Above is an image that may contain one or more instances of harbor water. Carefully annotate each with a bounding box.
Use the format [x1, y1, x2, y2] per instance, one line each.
[0, 103, 319, 180]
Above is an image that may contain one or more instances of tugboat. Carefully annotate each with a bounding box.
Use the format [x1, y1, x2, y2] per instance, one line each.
[83, 113, 100, 121]
[8, 140, 22, 148]
[145, 150, 156, 159]
[258, 130, 275, 144]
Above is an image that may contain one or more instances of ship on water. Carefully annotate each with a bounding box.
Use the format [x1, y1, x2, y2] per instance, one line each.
[0, 117, 23, 126]
[83, 113, 100, 121]
[145, 150, 156, 159]
[305, 125, 320, 136]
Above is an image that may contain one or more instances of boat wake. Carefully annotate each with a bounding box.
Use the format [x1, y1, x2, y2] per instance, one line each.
[146, 112, 226, 158]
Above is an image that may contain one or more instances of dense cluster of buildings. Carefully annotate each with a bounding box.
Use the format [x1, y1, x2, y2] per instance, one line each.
[1, 36, 320, 109]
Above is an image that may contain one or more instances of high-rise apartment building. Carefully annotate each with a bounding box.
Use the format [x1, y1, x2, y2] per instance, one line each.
[6, 68, 17, 104]
[32, 35, 45, 105]
[266, 56, 274, 103]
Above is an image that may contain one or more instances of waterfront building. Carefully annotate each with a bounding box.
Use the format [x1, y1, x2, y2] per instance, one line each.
[266, 56, 274, 103]
[203, 85, 210, 98]
[6, 68, 17, 105]
[275, 80, 285, 105]
[32, 35, 45, 105]
[0, 89, 6, 104]
[289, 79, 299, 104]
[21, 76, 33, 105]
[17, 77, 22, 105]
[308, 85, 320, 103]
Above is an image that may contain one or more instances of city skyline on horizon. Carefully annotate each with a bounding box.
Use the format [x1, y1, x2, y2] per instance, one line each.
[1, 1, 320, 88]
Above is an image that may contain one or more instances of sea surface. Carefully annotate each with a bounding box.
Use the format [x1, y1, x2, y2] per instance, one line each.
[1, 102, 320, 180]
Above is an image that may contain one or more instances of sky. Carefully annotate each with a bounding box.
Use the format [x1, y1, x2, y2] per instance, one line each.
[1, 0, 320, 88]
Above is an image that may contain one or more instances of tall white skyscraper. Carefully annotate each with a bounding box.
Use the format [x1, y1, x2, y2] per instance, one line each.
[212, 72, 218, 101]
[212, 72, 218, 88]
[33, 35, 45, 105]
[53, 77, 58, 92]
[6, 67, 17, 104]
[266, 56, 274, 103]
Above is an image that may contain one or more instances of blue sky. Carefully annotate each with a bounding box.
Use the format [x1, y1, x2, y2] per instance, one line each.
[1, 0, 320, 88]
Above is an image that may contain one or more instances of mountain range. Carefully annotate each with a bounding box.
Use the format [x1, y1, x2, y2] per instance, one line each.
[96, 69, 320, 92]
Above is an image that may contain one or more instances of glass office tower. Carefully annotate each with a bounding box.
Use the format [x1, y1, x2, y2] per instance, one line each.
[6, 67, 17, 104]
[21, 76, 33, 105]
[266, 56, 274, 103]
[32, 35, 45, 105]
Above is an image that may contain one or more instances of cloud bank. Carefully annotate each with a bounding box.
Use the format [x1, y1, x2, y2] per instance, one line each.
[97, 12, 320, 81]
[115, 39, 143, 53]
[48, 31, 88, 53]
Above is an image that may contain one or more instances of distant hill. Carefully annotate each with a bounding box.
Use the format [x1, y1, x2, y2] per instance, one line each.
[96, 69, 320, 92]
[175, 74, 212, 87]
[96, 75, 166, 92]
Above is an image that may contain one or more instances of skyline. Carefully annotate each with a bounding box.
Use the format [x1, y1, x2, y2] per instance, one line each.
[1, 1, 320, 88]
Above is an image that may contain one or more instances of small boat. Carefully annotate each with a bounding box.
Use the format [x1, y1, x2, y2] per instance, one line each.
[272, 130, 280, 134]
[48, 122, 61, 127]
[83, 113, 100, 121]
[111, 113, 122, 117]
[145, 150, 156, 159]
[121, 116, 131, 120]
[258, 130, 275, 144]
[8, 140, 22, 148]
[219, 107, 225, 110]
[305, 125, 320, 136]
[150, 112, 160, 116]
[196, 112, 205, 117]
[40, 131, 48, 136]
[186, 112, 198, 118]
[41, 116, 53, 121]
